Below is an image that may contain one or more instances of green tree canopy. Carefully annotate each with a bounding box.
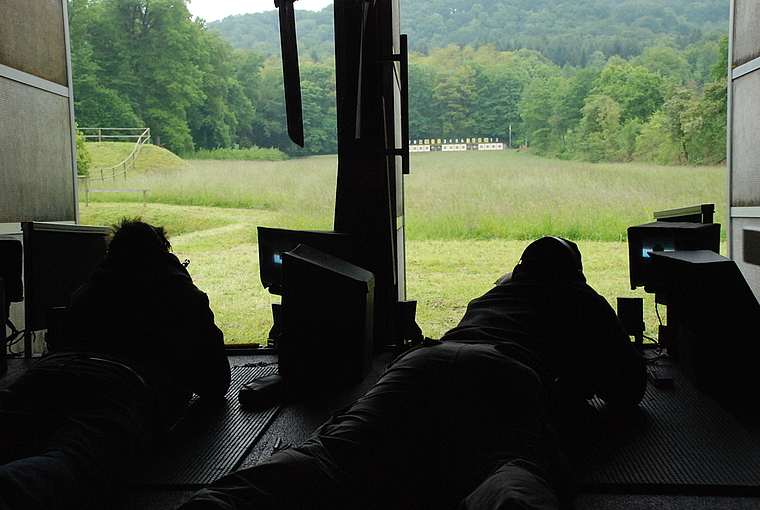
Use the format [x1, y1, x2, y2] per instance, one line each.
[590, 63, 665, 123]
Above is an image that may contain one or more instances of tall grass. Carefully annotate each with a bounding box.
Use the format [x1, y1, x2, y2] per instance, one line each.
[83, 150, 726, 242]
[404, 151, 726, 241]
[79, 149, 726, 343]
[83, 156, 338, 230]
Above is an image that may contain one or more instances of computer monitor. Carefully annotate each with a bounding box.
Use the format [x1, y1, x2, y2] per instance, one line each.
[257, 227, 351, 295]
[627, 221, 721, 291]
[647, 250, 760, 417]
[22, 222, 110, 356]
[279, 244, 375, 387]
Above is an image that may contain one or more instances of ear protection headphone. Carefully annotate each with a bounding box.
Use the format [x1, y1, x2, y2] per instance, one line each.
[512, 236, 585, 282]
[548, 236, 582, 272]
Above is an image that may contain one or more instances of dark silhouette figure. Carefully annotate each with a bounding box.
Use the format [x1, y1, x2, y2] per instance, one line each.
[178, 236, 646, 510]
[0, 219, 231, 510]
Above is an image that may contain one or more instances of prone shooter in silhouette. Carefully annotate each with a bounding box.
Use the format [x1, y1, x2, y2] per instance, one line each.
[0, 219, 230, 510]
[179, 236, 645, 510]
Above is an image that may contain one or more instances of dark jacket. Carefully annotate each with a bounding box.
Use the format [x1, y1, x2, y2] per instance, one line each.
[55, 244, 231, 423]
[441, 275, 647, 410]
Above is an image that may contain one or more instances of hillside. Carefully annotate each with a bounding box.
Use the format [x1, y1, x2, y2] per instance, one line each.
[208, 0, 729, 67]
[85, 143, 189, 174]
[70, 0, 728, 162]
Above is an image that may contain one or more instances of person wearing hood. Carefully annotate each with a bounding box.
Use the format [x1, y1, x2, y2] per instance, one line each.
[0, 219, 230, 510]
[179, 236, 645, 510]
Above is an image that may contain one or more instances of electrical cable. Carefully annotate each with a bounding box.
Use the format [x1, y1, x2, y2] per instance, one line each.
[5, 319, 27, 357]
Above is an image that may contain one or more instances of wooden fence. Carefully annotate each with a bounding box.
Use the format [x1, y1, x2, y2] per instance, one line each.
[78, 127, 151, 206]
[80, 127, 151, 182]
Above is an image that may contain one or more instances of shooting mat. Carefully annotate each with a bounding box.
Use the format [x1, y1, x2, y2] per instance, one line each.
[130, 364, 280, 487]
[576, 365, 760, 496]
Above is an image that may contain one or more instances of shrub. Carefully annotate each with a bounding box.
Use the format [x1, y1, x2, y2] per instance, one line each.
[186, 147, 289, 161]
[76, 126, 92, 176]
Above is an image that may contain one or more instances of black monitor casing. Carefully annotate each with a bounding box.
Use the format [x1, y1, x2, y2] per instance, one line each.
[648, 250, 760, 418]
[21, 222, 110, 356]
[279, 244, 375, 388]
[627, 221, 721, 292]
[257, 227, 351, 296]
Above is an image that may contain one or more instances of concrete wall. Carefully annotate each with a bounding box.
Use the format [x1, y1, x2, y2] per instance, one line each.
[728, 0, 760, 298]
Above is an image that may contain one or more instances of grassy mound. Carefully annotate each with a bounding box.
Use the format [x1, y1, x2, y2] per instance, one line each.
[85, 142, 188, 174]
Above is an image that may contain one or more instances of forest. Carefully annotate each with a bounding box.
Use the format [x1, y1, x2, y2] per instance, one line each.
[69, 0, 729, 164]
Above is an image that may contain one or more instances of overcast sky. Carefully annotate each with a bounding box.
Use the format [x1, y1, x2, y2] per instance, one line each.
[187, 0, 333, 22]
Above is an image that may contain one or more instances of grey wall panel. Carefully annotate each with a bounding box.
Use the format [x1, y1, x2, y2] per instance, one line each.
[0, 0, 68, 86]
[729, 0, 760, 298]
[732, 0, 760, 66]
[730, 70, 760, 206]
[0, 76, 76, 223]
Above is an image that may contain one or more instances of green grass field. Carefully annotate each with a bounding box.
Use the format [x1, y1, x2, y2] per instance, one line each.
[80, 146, 726, 343]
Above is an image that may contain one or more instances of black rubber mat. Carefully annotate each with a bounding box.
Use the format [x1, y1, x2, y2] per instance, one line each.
[575, 366, 760, 495]
[130, 364, 280, 487]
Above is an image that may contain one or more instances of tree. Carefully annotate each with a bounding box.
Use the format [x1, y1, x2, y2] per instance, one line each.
[71, 52, 142, 129]
[68, 0, 141, 128]
[75, 126, 92, 176]
[188, 32, 241, 150]
[682, 80, 726, 163]
[231, 50, 266, 148]
[682, 35, 728, 164]
[295, 62, 337, 155]
[518, 68, 601, 156]
[709, 33, 729, 83]
[69, 0, 728, 163]
[518, 76, 566, 152]
[683, 33, 721, 85]
[659, 88, 694, 162]
[133, 1, 207, 154]
[250, 64, 290, 151]
[556, 68, 600, 136]
[80, 0, 215, 154]
[407, 62, 436, 139]
[590, 63, 665, 123]
[187, 33, 264, 151]
[577, 95, 623, 162]
[431, 65, 477, 135]
[630, 45, 693, 85]
[471, 64, 524, 140]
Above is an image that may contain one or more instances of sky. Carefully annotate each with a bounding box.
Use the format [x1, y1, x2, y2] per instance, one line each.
[187, 0, 334, 22]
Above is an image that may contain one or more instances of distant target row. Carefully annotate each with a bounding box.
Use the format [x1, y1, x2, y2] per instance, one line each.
[409, 138, 515, 152]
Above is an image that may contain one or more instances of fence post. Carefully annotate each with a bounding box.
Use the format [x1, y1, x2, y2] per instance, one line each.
[84, 176, 90, 206]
